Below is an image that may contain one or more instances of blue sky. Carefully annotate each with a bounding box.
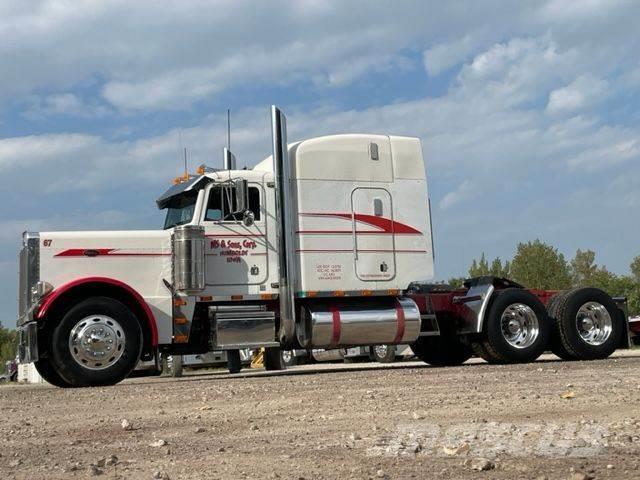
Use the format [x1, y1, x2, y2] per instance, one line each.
[1, 0, 639, 326]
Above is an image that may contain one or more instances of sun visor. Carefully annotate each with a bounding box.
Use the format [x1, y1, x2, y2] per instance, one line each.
[156, 176, 212, 209]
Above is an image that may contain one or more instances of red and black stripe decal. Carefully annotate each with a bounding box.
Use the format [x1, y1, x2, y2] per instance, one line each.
[297, 212, 422, 235]
[55, 249, 170, 258]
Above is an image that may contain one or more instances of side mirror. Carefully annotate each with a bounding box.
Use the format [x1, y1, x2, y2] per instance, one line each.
[233, 179, 248, 213]
[242, 210, 255, 227]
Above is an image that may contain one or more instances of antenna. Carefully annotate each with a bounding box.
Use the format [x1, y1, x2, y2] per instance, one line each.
[183, 147, 188, 178]
[227, 109, 231, 150]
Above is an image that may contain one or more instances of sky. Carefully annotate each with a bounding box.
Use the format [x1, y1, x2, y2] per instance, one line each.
[1, 0, 639, 326]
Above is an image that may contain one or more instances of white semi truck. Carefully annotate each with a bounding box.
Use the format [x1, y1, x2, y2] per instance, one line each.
[17, 106, 636, 387]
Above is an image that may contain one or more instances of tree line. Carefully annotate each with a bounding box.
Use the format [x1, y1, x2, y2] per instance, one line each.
[0, 322, 17, 367]
[448, 239, 640, 316]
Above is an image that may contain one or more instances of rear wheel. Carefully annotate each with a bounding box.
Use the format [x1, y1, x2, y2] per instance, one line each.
[370, 345, 396, 363]
[554, 288, 622, 360]
[281, 350, 298, 367]
[546, 292, 577, 360]
[412, 316, 472, 366]
[50, 297, 142, 387]
[476, 289, 550, 364]
[170, 355, 184, 377]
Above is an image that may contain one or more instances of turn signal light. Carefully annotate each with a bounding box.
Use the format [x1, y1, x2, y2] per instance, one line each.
[333, 290, 346, 297]
[231, 295, 243, 300]
[361, 289, 373, 296]
[174, 316, 188, 325]
[173, 334, 188, 343]
[260, 293, 275, 300]
[173, 298, 187, 307]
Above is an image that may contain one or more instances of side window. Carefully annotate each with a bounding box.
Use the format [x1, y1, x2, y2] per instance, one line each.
[204, 186, 261, 222]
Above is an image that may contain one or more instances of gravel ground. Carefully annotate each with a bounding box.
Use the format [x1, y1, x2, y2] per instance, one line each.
[1, 352, 639, 480]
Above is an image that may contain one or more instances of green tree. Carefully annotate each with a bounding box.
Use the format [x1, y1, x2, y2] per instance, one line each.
[469, 253, 490, 277]
[631, 255, 640, 283]
[0, 322, 17, 366]
[509, 239, 571, 289]
[447, 277, 466, 288]
[570, 249, 599, 286]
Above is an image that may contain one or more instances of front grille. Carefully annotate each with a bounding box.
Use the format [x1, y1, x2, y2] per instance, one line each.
[18, 232, 39, 323]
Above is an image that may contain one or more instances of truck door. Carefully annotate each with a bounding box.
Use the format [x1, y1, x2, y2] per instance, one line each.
[201, 183, 268, 289]
[351, 187, 396, 282]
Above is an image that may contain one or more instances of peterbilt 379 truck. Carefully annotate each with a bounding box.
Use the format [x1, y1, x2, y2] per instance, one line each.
[17, 106, 637, 387]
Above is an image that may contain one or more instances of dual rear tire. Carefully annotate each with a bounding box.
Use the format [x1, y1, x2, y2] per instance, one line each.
[548, 288, 622, 360]
[472, 289, 550, 364]
[472, 287, 623, 364]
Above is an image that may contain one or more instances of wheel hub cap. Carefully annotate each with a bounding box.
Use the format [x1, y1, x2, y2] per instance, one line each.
[69, 315, 125, 370]
[576, 302, 612, 346]
[375, 345, 388, 357]
[500, 303, 540, 349]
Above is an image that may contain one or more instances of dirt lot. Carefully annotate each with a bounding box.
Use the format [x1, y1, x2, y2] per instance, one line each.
[1, 352, 639, 480]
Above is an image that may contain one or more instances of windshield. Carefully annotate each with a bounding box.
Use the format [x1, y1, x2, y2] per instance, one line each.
[163, 191, 198, 229]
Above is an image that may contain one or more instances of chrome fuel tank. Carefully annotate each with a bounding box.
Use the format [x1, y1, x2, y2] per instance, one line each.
[299, 297, 421, 348]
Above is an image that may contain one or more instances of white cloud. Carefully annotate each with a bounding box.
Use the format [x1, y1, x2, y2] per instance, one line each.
[23, 93, 111, 119]
[546, 75, 609, 114]
[439, 180, 475, 209]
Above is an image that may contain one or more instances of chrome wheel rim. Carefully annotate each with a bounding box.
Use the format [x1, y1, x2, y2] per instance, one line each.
[576, 302, 612, 346]
[374, 345, 389, 358]
[69, 315, 125, 370]
[281, 350, 292, 364]
[500, 303, 540, 349]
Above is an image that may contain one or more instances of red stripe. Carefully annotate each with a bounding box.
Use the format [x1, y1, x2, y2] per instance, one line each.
[55, 249, 170, 258]
[393, 301, 405, 343]
[205, 234, 265, 238]
[299, 212, 422, 235]
[296, 249, 427, 253]
[330, 305, 341, 345]
[296, 230, 421, 236]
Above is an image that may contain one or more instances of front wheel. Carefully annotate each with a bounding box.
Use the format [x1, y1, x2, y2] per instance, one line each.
[34, 357, 72, 388]
[50, 297, 142, 387]
[475, 289, 551, 364]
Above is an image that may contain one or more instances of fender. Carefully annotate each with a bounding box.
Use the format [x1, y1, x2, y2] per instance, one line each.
[36, 276, 158, 346]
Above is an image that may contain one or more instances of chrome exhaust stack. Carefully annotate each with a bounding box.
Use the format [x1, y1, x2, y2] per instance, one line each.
[271, 105, 297, 346]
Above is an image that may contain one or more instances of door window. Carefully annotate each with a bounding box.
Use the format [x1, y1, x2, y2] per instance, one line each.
[204, 185, 261, 222]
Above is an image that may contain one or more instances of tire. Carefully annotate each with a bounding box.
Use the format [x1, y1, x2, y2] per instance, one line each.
[281, 350, 298, 367]
[477, 289, 551, 364]
[50, 296, 142, 387]
[470, 340, 500, 364]
[227, 349, 242, 374]
[554, 288, 623, 360]
[170, 355, 184, 377]
[412, 316, 473, 366]
[546, 292, 577, 360]
[370, 345, 396, 363]
[34, 358, 73, 388]
[264, 347, 285, 371]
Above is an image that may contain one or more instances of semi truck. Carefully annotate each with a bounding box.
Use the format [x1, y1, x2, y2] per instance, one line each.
[16, 106, 635, 388]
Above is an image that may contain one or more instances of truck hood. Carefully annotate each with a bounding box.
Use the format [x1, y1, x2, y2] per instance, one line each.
[38, 230, 173, 299]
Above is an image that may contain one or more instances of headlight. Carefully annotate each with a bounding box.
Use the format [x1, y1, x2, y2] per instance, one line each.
[31, 281, 53, 300]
